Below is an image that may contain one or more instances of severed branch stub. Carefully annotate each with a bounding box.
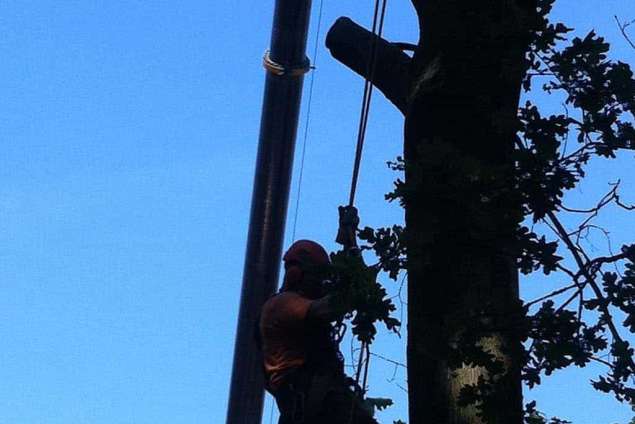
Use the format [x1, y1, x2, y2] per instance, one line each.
[326, 17, 412, 115]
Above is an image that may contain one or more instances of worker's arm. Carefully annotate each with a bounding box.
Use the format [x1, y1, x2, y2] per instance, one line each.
[307, 295, 337, 323]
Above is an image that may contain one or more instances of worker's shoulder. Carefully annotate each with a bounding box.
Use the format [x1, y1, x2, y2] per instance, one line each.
[262, 291, 312, 316]
[264, 291, 305, 307]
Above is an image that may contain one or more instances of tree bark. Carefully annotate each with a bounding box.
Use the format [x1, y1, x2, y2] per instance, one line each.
[328, 1, 536, 423]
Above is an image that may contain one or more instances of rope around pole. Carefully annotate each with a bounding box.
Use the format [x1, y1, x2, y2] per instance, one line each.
[291, 0, 325, 242]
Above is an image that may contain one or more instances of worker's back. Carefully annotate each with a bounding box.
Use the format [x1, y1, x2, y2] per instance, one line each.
[260, 291, 313, 389]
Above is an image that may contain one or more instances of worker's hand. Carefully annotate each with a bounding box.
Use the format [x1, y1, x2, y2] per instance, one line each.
[336, 205, 360, 249]
[307, 295, 337, 323]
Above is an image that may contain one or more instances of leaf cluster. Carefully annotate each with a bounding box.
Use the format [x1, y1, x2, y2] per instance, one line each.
[522, 300, 607, 388]
[524, 401, 572, 424]
[516, 226, 562, 275]
[326, 251, 400, 344]
[358, 225, 406, 280]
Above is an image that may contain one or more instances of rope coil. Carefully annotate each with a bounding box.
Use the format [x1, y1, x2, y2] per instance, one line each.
[263, 50, 311, 77]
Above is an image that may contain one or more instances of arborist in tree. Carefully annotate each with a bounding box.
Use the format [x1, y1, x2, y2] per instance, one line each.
[259, 209, 378, 424]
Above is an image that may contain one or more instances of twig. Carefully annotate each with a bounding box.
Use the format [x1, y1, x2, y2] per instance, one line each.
[390, 272, 408, 330]
[560, 182, 621, 214]
[615, 195, 635, 211]
[588, 251, 630, 271]
[591, 355, 614, 368]
[615, 15, 635, 50]
[371, 352, 406, 383]
[546, 209, 635, 373]
[371, 352, 407, 368]
[556, 263, 578, 280]
[577, 288, 584, 324]
[525, 282, 580, 308]
[560, 102, 572, 159]
[526, 71, 556, 77]
[557, 286, 584, 312]
[396, 383, 408, 393]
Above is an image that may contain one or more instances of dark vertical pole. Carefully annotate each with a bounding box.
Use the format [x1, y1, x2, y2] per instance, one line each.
[226, 1, 312, 423]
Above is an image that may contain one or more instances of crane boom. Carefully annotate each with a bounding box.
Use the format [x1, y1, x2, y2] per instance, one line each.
[225, 1, 313, 423]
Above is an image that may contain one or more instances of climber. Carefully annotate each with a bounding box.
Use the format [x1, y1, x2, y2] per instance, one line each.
[259, 239, 377, 424]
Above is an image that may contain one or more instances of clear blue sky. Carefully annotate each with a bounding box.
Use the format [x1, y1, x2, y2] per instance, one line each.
[1, 1, 633, 423]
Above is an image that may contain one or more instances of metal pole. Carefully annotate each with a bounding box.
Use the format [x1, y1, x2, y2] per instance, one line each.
[226, 1, 313, 423]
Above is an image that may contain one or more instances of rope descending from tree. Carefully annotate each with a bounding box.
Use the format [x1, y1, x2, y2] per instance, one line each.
[347, 0, 389, 207]
[337, 0, 389, 406]
[332, 1, 390, 420]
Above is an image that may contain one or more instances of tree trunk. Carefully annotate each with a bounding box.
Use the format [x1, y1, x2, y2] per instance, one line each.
[327, 1, 536, 423]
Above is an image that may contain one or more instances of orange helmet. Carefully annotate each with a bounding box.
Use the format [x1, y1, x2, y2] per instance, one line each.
[283, 240, 329, 266]
[282, 240, 330, 291]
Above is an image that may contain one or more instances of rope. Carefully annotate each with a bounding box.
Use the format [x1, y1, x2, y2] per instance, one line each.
[354, 342, 367, 384]
[353, 343, 371, 393]
[291, 0, 325, 242]
[349, 343, 371, 424]
[361, 343, 371, 392]
[348, 0, 389, 206]
[348, 1, 389, 411]
[263, 50, 311, 76]
[291, 0, 388, 416]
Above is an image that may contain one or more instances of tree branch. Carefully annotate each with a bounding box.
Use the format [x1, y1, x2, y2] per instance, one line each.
[326, 17, 412, 114]
[546, 210, 635, 372]
[614, 15, 635, 50]
[514, 136, 635, 375]
[525, 282, 579, 308]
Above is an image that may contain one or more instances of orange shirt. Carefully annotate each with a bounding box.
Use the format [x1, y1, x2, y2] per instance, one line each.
[259, 291, 314, 389]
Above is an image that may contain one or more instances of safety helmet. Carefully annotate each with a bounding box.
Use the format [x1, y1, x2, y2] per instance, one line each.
[283, 240, 329, 266]
[282, 240, 330, 292]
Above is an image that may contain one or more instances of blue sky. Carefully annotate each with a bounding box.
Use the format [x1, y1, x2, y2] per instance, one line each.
[1, 1, 633, 423]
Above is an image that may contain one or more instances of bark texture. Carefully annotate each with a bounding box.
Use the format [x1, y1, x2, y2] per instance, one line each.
[327, 1, 536, 423]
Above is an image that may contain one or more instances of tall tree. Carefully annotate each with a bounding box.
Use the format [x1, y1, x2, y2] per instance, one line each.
[328, 1, 535, 423]
[326, 1, 635, 423]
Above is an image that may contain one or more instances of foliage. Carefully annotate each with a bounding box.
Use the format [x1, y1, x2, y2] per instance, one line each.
[364, 396, 394, 413]
[524, 401, 572, 423]
[326, 250, 400, 344]
[522, 300, 607, 388]
[358, 225, 406, 281]
[515, 0, 635, 411]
